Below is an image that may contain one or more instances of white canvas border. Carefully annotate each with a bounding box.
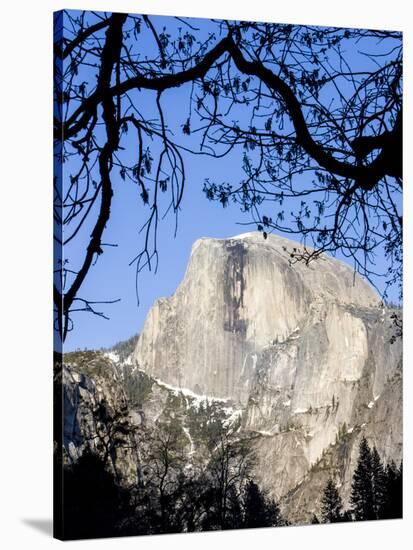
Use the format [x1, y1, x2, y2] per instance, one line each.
[0, 1, 410, 548]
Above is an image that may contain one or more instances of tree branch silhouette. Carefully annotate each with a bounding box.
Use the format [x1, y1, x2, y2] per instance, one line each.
[54, 12, 402, 340]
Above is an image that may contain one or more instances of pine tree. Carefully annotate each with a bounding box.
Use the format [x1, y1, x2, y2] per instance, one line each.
[321, 478, 343, 523]
[382, 460, 403, 519]
[350, 437, 375, 521]
[242, 479, 283, 528]
[371, 447, 386, 519]
[243, 480, 266, 528]
[395, 462, 403, 518]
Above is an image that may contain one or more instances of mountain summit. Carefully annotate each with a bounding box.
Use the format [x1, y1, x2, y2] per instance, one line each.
[134, 232, 380, 402]
[133, 232, 401, 516]
[62, 233, 401, 523]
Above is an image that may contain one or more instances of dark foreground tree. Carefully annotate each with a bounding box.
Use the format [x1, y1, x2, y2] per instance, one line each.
[242, 479, 283, 528]
[200, 432, 254, 530]
[381, 460, 403, 519]
[54, 11, 402, 340]
[349, 438, 402, 521]
[350, 437, 375, 521]
[321, 478, 343, 523]
[60, 421, 287, 538]
[63, 449, 130, 539]
[371, 446, 387, 519]
[139, 422, 187, 534]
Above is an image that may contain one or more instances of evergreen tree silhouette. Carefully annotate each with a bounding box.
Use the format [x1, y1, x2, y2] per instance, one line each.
[350, 437, 375, 521]
[371, 447, 387, 519]
[394, 462, 403, 518]
[242, 479, 283, 528]
[321, 478, 343, 523]
[382, 460, 403, 519]
[350, 440, 402, 522]
[63, 449, 130, 539]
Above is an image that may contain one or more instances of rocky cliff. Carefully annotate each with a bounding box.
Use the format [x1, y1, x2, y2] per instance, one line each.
[133, 232, 402, 519]
[134, 233, 380, 402]
[61, 232, 402, 523]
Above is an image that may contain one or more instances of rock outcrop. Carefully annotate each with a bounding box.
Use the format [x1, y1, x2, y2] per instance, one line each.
[134, 233, 380, 402]
[133, 232, 402, 518]
[61, 232, 402, 523]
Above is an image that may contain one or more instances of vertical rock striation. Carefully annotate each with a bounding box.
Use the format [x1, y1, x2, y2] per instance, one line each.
[134, 232, 402, 517]
[134, 232, 380, 404]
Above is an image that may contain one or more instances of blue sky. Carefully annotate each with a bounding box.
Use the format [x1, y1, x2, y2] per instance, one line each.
[59, 12, 401, 351]
[63, 113, 255, 350]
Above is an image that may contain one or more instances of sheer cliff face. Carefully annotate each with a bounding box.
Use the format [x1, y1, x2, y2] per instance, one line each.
[134, 232, 402, 512]
[62, 233, 401, 523]
[134, 232, 380, 404]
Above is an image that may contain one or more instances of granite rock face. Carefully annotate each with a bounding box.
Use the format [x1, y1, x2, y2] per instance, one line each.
[134, 233, 380, 403]
[59, 352, 139, 482]
[61, 232, 401, 523]
[133, 232, 402, 517]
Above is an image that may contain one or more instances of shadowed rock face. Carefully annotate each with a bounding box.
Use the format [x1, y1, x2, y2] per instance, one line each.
[133, 232, 402, 517]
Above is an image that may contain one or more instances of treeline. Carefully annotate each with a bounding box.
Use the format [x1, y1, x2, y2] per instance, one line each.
[61, 394, 402, 539]
[62, 423, 286, 540]
[314, 437, 402, 524]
